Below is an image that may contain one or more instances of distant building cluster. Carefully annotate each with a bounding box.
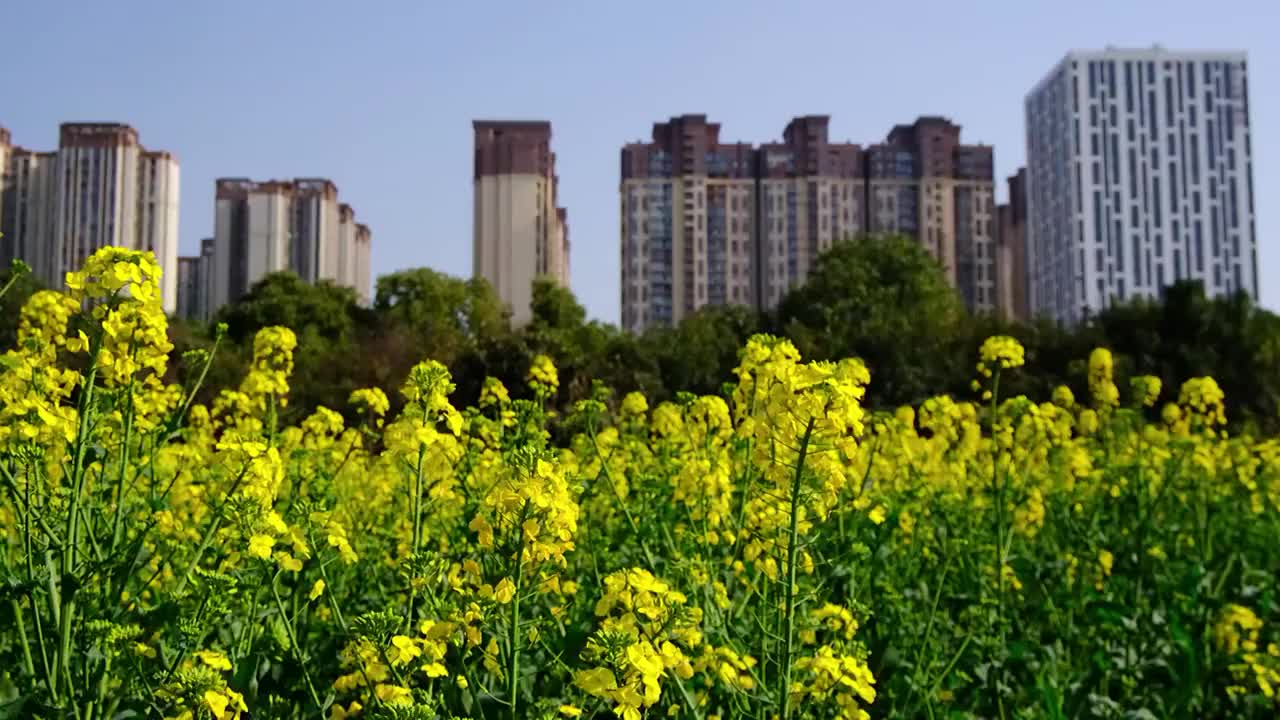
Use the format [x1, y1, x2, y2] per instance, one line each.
[0, 123, 180, 312]
[0, 47, 1257, 334]
[180, 177, 372, 322]
[0, 122, 373, 322]
[617, 114, 997, 332]
[472, 47, 1256, 332]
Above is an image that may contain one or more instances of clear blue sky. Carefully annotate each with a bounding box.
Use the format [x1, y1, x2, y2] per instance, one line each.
[2, 0, 1275, 319]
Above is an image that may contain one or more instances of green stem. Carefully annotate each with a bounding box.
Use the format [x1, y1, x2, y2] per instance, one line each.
[586, 423, 657, 567]
[507, 502, 529, 720]
[54, 361, 99, 699]
[308, 532, 348, 633]
[270, 572, 324, 715]
[406, 441, 428, 632]
[91, 654, 112, 720]
[990, 370, 1003, 627]
[238, 579, 264, 659]
[111, 375, 138, 551]
[174, 465, 251, 595]
[170, 328, 224, 433]
[9, 596, 36, 680]
[988, 370, 1007, 720]
[7, 460, 56, 696]
[0, 268, 26, 301]
[778, 417, 815, 720]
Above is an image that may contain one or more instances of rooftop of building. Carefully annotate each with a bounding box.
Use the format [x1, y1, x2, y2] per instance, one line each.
[60, 121, 139, 132]
[59, 122, 141, 146]
[473, 119, 552, 129]
[1065, 45, 1247, 61]
[1028, 46, 1248, 101]
[215, 177, 340, 197]
[473, 120, 553, 141]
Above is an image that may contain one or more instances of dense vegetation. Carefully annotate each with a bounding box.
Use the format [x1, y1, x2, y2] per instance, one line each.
[141, 235, 1280, 436]
[0, 242, 1277, 719]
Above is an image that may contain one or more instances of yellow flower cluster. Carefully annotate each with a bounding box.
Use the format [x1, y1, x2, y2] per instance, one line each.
[472, 456, 579, 565]
[66, 248, 173, 387]
[1088, 347, 1120, 408]
[528, 354, 559, 396]
[0, 291, 80, 449]
[1214, 604, 1280, 702]
[577, 569, 701, 720]
[791, 646, 877, 720]
[1179, 376, 1227, 429]
[979, 334, 1026, 371]
[348, 386, 390, 417]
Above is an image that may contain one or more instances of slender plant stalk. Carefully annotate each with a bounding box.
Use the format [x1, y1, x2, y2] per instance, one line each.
[987, 369, 1006, 720]
[406, 439, 428, 632]
[779, 417, 815, 720]
[110, 373, 137, 551]
[54, 360, 98, 698]
[506, 499, 532, 720]
[173, 464, 252, 596]
[270, 572, 324, 714]
[507, 544, 524, 720]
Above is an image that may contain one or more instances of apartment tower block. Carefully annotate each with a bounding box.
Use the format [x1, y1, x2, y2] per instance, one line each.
[995, 168, 1030, 321]
[1025, 47, 1256, 324]
[473, 120, 570, 326]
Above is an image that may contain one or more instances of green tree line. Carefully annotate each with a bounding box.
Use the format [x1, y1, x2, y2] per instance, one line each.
[5, 234, 1275, 433]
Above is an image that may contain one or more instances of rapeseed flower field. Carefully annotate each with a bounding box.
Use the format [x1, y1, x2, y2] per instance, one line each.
[0, 248, 1277, 719]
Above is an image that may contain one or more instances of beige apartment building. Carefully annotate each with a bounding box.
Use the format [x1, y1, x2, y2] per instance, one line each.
[866, 117, 998, 313]
[0, 123, 180, 312]
[620, 114, 998, 332]
[756, 116, 868, 311]
[995, 168, 1030, 321]
[176, 237, 216, 322]
[337, 203, 373, 306]
[205, 177, 371, 315]
[620, 114, 756, 330]
[1, 128, 58, 278]
[211, 179, 291, 310]
[473, 120, 570, 326]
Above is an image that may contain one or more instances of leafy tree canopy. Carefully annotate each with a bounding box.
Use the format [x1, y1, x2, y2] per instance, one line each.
[217, 272, 361, 345]
[776, 234, 966, 405]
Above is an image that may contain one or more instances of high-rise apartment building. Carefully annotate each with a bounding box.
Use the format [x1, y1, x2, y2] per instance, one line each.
[620, 114, 995, 333]
[867, 118, 997, 312]
[197, 237, 214, 318]
[756, 116, 868, 310]
[0, 123, 179, 312]
[337, 204, 373, 305]
[473, 121, 570, 326]
[209, 177, 371, 313]
[553, 207, 570, 286]
[1025, 47, 1257, 324]
[176, 237, 215, 321]
[176, 255, 200, 320]
[620, 115, 756, 330]
[355, 223, 371, 306]
[291, 178, 341, 285]
[212, 178, 291, 310]
[0, 127, 8, 239]
[995, 168, 1030, 321]
[0, 130, 57, 278]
